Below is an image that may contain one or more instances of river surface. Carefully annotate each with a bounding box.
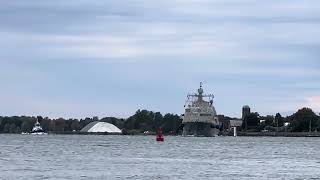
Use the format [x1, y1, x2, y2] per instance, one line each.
[1, 135, 320, 180]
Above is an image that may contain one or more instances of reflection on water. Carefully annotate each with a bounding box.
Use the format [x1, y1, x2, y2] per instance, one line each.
[1, 135, 320, 179]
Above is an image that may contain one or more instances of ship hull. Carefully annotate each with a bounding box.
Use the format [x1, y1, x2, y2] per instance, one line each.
[182, 122, 219, 137]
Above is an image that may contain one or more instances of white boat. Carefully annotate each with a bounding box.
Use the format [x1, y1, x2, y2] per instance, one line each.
[30, 120, 47, 135]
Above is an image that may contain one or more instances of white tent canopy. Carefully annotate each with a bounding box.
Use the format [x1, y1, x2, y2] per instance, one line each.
[81, 122, 121, 133]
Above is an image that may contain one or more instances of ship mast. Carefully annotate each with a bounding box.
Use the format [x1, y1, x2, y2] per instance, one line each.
[184, 82, 215, 107]
[198, 82, 204, 101]
[188, 82, 214, 100]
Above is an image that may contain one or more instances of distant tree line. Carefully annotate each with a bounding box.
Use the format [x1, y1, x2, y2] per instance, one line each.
[123, 109, 182, 134]
[1, 107, 319, 134]
[0, 109, 182, 134]
[0, 116, 98, 134]
[242, 107, 320, 132]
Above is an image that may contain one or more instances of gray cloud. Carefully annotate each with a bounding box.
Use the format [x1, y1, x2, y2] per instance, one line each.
[0, 0, 319, 118]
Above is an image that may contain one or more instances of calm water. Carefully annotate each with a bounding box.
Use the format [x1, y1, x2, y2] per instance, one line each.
[1, 135, 320, 180]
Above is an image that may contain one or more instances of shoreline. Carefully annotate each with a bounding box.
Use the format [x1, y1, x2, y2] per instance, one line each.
[230, 131, 320, 137]
[2, 131, 320, 137]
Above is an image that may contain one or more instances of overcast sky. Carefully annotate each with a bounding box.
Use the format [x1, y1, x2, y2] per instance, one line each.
[0, 0, 319, 119]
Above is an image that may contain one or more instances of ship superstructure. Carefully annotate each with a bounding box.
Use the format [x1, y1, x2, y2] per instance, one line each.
[182, 83, 220, 137]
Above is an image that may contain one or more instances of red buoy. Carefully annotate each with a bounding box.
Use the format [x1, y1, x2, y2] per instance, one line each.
[156, 128, 164, 142]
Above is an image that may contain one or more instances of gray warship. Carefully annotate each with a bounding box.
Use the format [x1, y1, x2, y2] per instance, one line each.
[182, 83, 220, 137]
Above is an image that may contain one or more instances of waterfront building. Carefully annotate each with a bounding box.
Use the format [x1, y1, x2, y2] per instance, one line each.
[242, 105, 251, 131]
[242, 105, 251, 120]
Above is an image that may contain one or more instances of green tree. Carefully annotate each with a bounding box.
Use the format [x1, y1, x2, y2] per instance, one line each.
[21, 120, 32, 132]
[54, 118, 66, 132]
[161, 114, 182, 134]
[153, 112, 163, 129]
[264, 115, 275, 126]
[275, 113, 284, 127]
[289, 108, 318, 132]
[70, 120, 80, 131]
[9, 124, 16, 133]
[125, 109, 155, 132]
[41, 117, 50, 131]
[3, 123, 10, 133]
[242, 112, 259, 130]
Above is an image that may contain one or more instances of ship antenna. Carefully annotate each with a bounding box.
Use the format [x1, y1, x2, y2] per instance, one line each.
[198, 82, 204, 95]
